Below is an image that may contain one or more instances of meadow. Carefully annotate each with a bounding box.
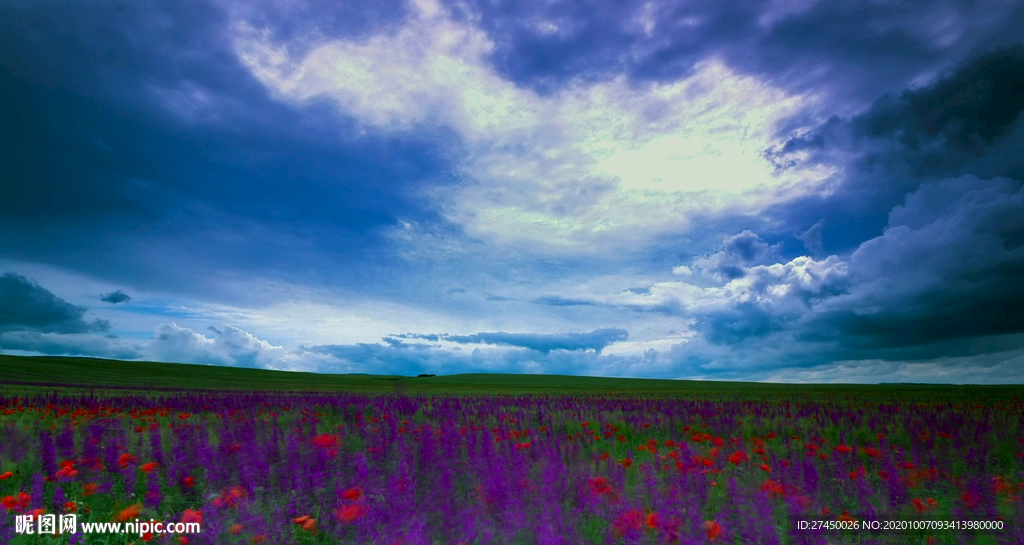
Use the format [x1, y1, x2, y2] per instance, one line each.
[1, 355, 1022, 544]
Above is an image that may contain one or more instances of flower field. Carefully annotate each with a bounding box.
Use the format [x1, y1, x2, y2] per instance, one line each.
[1, 389, 1022, 544]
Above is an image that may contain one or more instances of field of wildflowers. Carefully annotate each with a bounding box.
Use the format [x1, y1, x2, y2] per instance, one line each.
[1, 388, 1022, 544]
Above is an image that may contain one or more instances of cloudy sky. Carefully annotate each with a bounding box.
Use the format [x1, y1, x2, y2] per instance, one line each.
[2, 0, 1023, 383]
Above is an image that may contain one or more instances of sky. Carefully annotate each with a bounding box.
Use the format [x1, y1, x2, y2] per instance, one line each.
[2, 0, 1023, 383]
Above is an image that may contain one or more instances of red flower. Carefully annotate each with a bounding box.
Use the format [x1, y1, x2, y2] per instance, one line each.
[117, 453, 138, 469]
[229, 524, 244, 535]
[0, 471, 12, 480]
[834, 444, 853, 454]
[912, 498, 927, 513]
[727, 451, 748, 465]
[759, 464, 771, 473]
[704, 520, 722, 541]
[612, 509, 644, 536]
[55, 465, 78, 479]
[312, 434, 340, 449]
[213, 486, 248, 508]
[139, 462, 159, 474]
[116, 504, 142, 522]
[589, 477, 614, 495]
[334, 504, 368, 523]
[342, 486, 363, 501]
[861, 447, 882, 459]
[1, 492, 31, 512]
[64, 501, 77, 512]
[182, 476, 195, 487]
[83, 483, 99, 496]
[182, 509, 202, 525]
[645, 512, 660, 529]
[762, 480, 785, 498]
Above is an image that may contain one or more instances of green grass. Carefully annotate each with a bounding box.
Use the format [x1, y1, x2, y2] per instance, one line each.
[2, 354, 1023, 400]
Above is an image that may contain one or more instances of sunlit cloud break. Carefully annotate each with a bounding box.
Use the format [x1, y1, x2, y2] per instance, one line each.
[233, 0, 833, 252]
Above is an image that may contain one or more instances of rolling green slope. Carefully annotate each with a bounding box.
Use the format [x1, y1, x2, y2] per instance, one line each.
[1, 354, 1021, 400]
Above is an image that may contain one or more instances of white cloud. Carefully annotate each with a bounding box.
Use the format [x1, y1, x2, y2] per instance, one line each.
[233, 0, 833, 253]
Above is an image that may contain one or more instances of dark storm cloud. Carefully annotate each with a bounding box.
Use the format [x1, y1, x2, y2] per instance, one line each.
[100, 290, 132, 304]
[0, 0, 453, 295]
[443, 328, 628, 354]
[465, 0, 1024, 105]
[775, 45, 1024, 177]
[819, 175, 1024, 349]
[680, 175, 1024, 369]
[0, 273, 110, 334]
[765, 44, 1024, 258]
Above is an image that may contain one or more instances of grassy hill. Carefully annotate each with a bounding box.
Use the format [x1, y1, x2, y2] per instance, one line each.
[2, 354, 1022, 400]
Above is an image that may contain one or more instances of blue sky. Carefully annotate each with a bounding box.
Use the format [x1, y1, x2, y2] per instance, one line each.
[2, 0, 1023, 383]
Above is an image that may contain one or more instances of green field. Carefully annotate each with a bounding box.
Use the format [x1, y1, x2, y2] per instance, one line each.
[2, 354, 1021, 401]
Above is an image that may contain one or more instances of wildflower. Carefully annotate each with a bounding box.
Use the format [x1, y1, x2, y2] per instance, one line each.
[728, 451, 748, 465]
[312, 434, 340, 449]
[762, 480, 785, 498]
[834, 444, 853, 454]
[760, 464, 771, 473]
[912, 498, 928, 513]
[0, 471, 11, 480]
[620, 458, 633, 468]
[64, 501, 77, 512]
[861, 447, 882, 459]
[229, 524, 244, 535]
[294, 515, 317, 533]
[117, 453, 138, 469]
[612, 509, 644, 536]
[334, 504, 368, 523]
[704, 520, 722, 541]
[1, 492, 31, 512]
[140, 462, 159, 474]
[116, 504, 141, 522]
[212, 486, 248, 508]
[83, 483, 99, 496]
[341, 486, 363, 501]
[589, 477, 614, 495]
[182, 476, 195, 487]
[645, 512, 660, 529]
[182, 509, 202, 525]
